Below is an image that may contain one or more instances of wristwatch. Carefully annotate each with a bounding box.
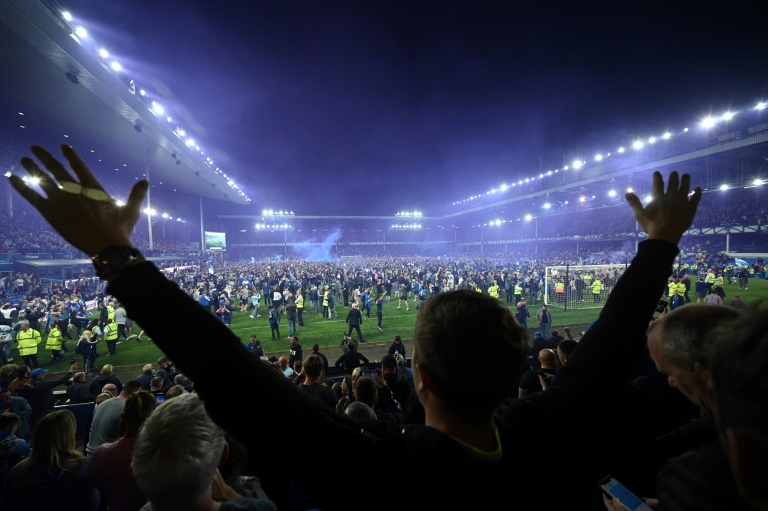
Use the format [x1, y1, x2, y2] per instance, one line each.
[91, 245, 145, 280]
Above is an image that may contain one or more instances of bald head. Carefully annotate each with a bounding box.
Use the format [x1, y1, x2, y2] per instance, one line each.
[538, 349, 557, 367]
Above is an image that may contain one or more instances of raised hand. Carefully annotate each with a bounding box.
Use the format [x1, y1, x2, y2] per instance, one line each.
[625, 171, 702, 245]
[9, 145, 148, 256]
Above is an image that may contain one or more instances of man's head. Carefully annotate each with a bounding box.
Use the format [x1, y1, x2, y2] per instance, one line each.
[102, 383, 118, 397]
[353, 375, 378, 408]
[538, 349, 557, 368]
[646, 304, 742, 412]
[133, 393, 227, 510]
[0, 387, 11, 405]
[277, 356, 289, 369]
[121, 379, 143, 397]
[381, 355, 398, 374]
[73, 372, 86, 383]
[312, 343, 320, 352]
[701, 297, 768, 509]
[303, 354, 324, 380]
[150, 376, 164, 392]
[30, 368, 49, 380]
[157, 356, 172, 370]
[413, 289, 528, 422]
[290, 336, 298, 346]
[142, 364, 154, 375]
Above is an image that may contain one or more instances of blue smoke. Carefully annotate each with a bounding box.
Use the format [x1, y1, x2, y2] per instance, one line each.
[291, 230, 342, 262]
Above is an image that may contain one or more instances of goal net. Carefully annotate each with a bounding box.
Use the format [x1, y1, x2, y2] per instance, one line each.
[543, 263, 628, 311]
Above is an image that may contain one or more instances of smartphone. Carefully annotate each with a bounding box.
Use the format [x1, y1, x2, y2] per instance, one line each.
[156, 393, 165, 403]
[655, 300, 668, 313]
[598, 476, 653, 511]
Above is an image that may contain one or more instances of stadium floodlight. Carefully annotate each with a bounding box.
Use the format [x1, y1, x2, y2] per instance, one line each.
[563, 166, 569, 170]
[701, 116, 717, 128]
[547, 171, 552, 176]
[683, 127, 689, 132]
[662, 132, 671, 139]
[500, 184, 508, 191]
[543, 203, 551, 209]
[644, 196, 652, 203]
[62, 11, 72, 21]
[618, 147, 625, 153]
[632, 140, 644, 150]
[721, 111, 735, 121]
[579, 197, 586, 203]
[161, 213, 169, 219]
[608, 190, 617, 197]
[114, 199, 125, 206]
[75, 26, 88, 38]
[572, 160, 583, 169]
[518, 180, 523, 185]
[720, 184, 729, 191]
[151, 102, 164, 114]
[626, 187, 633, 193]
[753, 178, 764, 186]
[98, 48, 109, 58]
[494, 219, 502, 226]
[143, 207, 156, 216]
[755, 102, 767, 110]
[648, 136, 656, 144]
[525, 214, 533, 221]
[185, 138, 195, 147]
[110, 61, 122, 72]
[594, 154, 603, 161]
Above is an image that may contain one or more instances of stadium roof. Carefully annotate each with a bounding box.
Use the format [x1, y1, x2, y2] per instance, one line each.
[0, 0, 249, 205]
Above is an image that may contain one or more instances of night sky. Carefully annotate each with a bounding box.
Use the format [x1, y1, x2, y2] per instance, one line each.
[60, 0, 768, 215]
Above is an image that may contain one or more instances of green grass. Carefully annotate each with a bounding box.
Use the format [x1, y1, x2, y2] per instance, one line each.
[19, 279, 768, 372]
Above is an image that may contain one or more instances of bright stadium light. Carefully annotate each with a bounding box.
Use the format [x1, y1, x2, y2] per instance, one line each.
[753, 178, 764, 186]
[720, 184, 729, 191]
[110, 61, 122, 72]
[662, 132, 671, 139]
[543, 203, 551, 209]
[701, 116, 717, 128]
[62, 11, 72, 21]
[648, 136, 656, 144]
[608, 190, 617, 197]
[572, 160, 583, 169]
[143, 207, 156, 216]
[525, 214, 533, 221]
[75, 26, 88, 38]
[494, 219, 502, 226]
[500, 184, 508, 191]
[594, 154, 603, 161]
[626, 187, 633, 193]
[579, 196, 586, 203]
[151, 102, 164, 115]
[98, 48, 109, 58]
[755, 102, 767, 110]
[632, 140, 644, 150]
[721, 111, 735, 121]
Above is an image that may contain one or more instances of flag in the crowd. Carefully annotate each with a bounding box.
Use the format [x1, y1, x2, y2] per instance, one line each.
[208, 263, 215, 275]
[735, 258, 748, 268]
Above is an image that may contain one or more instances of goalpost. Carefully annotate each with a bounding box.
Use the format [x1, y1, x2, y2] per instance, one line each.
[543, 263, 628, 311]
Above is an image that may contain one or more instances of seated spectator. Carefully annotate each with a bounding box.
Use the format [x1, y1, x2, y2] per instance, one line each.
[277, 356, 293, 378]
[88, 364, 123, 397]
[164, 384, 186, 400]
[297, 355, 337, 409]
[0, 389, 31, 440]
[702, 298, 768, 511]
[519, 348, 558, 397]
[132, 392, 276, 510]
[344, 401, 376, 420]
[0, 413, 30, 487]
[174, 373, 194, 393]
[353, 374, 404, 423]
[136, 364, 155, 391]
[65, 372, 92, 403]
[0, 410, 100, 510]
[0, 365, 17, 390]
[89, 391, 157, 511]
[86, 380, 142, 457]
[7, 367, 29, 396]
[156, 369, 175, 393]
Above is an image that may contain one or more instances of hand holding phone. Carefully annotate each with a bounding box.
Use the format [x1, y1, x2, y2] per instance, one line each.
[598, 476, 654, 511]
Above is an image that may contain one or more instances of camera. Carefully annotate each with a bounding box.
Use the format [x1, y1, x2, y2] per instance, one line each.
[655, 299, 668, 313]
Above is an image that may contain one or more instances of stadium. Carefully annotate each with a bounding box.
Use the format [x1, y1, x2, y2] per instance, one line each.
[1, 1, 767, 509]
